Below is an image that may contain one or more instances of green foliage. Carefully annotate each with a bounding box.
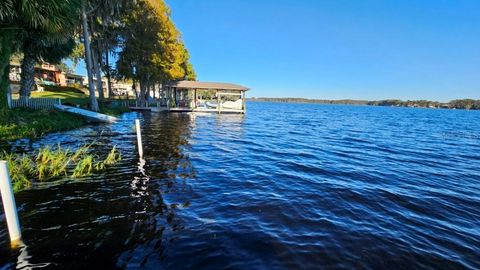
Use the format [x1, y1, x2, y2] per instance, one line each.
[2, 0, 195, 111]
[71, 144, 90, 161]
[0, 108, 87, 142]
[1, 152, 34, 191]
[103, 146, 122, 166]
[168, 98, 176, 108]
[0, 0, 81, 33]
[72, 155, 94, 178]
[68, 42, 85, 70]
[184, 62, 196, 81]
[1, 0, 82, 103]
[27, 86, 131, 115]
[251, 97, 480, 110]
[36, 145, 71, 180]
[0, 30, 16, 112]
[31, 85, 89, 106]
[56, 61, 75, 73]
[0, 144, 122, 192]
[116, 0, 195, 100]
[449, 99, 480, 110]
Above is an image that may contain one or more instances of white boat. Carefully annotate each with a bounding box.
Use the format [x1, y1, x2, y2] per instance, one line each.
[205, 101, 218, 108]
[204, 100, 242, 110]
[221, 99, 243, 109]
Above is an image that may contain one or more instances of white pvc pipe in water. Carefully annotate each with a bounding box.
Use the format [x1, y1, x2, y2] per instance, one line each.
[135, 119, 144, 158]
[0, 161, 22, 245]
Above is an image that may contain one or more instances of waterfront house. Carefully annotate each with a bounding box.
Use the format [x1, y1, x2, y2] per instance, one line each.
[64, 73, 85, 87]
[34, 63, 63, 85]
[9, 61, 86, 91]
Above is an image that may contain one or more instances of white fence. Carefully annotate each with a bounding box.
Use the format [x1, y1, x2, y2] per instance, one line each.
[10, 98, 62, 110]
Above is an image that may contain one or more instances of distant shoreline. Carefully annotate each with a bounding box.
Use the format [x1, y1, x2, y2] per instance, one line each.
[248, 97, 480, 110]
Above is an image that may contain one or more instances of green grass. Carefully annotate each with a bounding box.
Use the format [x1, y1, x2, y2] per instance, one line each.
[0, 143, 122, 192]
[29, 85, 132, 115]
[0, 108, 87, 142]
[31, 85, 90, 106]
[2, 86, 131, 142]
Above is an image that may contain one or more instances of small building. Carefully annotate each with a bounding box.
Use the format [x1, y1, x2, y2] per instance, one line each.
[104, 80, 134, 97]
[35, 63, 62, 84]
[9, 62, 21, 83]
[8, 62, 21, 93]
[65, 73, 85, 87]
[160, 80, 249, 113]
[9, 61, 86, 89]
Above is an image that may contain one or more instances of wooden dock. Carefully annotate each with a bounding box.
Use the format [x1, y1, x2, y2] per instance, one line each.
[132, 106, 245, 114]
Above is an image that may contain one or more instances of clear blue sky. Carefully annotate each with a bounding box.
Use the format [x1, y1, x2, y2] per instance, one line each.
[77, 0, 480, 101]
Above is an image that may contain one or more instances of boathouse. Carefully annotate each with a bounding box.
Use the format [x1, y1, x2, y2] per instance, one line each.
[160, 81, 249, 114]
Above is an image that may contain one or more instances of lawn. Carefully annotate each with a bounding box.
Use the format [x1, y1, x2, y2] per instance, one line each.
[1, 86, 132, 144]
[18, 85, 132, 116]
[0, 108, 87, 143]
[31, 85, 90, 106]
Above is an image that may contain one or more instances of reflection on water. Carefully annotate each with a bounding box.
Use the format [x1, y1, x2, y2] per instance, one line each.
[1, 103, 480, 269]
[1, 112, 198, 269]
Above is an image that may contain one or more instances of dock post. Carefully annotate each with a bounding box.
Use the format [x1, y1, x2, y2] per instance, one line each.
[217, 91, 221, 114]
[135, 119, 144, 158]
[0, 161, 22, 246]
[242, 91, 246, 114]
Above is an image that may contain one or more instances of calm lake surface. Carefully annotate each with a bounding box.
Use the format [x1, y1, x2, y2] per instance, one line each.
[1, 102, 480, 269]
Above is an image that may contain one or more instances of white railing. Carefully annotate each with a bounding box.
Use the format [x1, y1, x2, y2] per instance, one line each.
[10, 98, 61, 110]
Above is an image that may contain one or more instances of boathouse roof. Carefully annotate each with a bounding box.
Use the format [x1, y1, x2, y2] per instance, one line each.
[166, 80, 249, 91]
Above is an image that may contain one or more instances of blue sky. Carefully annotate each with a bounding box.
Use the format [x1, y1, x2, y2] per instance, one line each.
[77, 0, 480, 101]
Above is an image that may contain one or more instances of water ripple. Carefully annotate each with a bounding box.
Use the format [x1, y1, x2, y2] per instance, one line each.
[0, 103, 479, 269]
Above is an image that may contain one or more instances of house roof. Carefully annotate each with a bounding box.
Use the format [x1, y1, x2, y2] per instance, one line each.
[166, 80, 249, 91]
[65, 73, 85, 78]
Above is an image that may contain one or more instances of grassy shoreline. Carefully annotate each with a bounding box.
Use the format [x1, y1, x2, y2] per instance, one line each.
[2, 86, 131, 144]
[30, 85, 133, 116]
[0, 108, 88, 143]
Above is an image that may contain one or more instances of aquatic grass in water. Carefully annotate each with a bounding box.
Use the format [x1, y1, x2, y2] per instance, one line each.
[36, 144, 71, 180]
[103, 146, 122, 166]
[1, 152, 34, 192]
[73, 155, 94, 178]
[0, 143, 122, 192]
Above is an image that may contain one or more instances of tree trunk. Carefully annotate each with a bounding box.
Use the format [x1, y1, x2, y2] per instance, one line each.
[0, 31, 15, 112]
[20, 43, 36, 99]
[145, 80, 151, 102]
[0, 64, 10, 112]
[105, 50, 113, 98]
[91, 46, 104, 100]
[81, 1, 99, 112]
[89, 16, 104, 101]
[138, 78, 147, 107]
[132, 80, 138, 106]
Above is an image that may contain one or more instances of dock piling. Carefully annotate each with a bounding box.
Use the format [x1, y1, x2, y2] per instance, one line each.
[135, 119, 144, 158]
[0, 161, 22, 246]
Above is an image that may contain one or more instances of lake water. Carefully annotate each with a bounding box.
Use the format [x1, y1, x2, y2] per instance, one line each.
[1, 102, 479, 269]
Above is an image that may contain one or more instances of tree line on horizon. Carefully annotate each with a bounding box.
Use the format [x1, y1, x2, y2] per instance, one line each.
[249, 97, 480, 110]
[0, 0, 196, 113]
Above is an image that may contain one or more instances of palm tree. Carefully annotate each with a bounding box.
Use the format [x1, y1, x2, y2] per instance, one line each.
[19, 35, 76, 99]
[0, 0, 81, 111]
